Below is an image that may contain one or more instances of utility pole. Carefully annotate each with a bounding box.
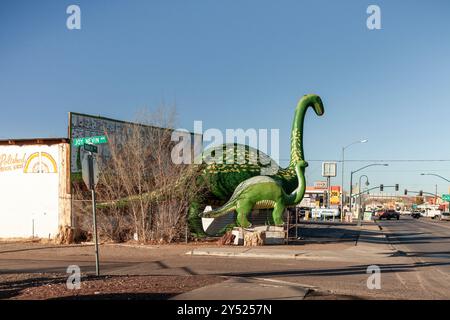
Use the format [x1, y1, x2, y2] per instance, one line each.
[436, 184, 438, 204]
[341, 147, 345, 220]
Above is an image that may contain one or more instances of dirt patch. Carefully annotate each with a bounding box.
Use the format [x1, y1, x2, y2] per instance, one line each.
[0, 273, 226, 300]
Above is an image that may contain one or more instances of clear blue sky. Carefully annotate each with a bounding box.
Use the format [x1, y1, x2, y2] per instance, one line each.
[1, 0, 450, 194]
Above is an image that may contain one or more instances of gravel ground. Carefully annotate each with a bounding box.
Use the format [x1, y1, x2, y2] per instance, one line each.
[0, 273, 226, 300]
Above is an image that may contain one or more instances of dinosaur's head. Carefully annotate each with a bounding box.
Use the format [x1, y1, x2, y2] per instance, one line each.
[302, 94, 324, 116]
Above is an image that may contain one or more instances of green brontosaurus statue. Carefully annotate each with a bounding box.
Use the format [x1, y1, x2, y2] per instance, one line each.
[187, 94, 324, 234]
[201, 160, 308, 228]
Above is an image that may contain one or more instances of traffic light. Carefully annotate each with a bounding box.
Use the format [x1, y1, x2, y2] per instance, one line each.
[419, 190, 423, 196]
[380, 184, 384, 192]
[404, 189, 408, 195]
[395, 184, 399, 191]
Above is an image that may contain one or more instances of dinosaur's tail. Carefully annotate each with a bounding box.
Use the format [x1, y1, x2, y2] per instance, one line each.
[201, 200, 236, 219]
[97, 164, 203, 209]
[96, 190, 158, 209]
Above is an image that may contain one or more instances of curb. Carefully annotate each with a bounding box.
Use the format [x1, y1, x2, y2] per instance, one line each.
[187, 249, 305, 260]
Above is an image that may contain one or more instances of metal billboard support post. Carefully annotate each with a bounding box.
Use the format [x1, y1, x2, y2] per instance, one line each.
[322, 162, 337, 211]
[327, 176, 331, 209]
[88, 152, 100, 277]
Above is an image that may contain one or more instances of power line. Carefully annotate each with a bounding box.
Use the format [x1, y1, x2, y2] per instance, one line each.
[280, 159, 450, 162]
[359, 170, 450, 173]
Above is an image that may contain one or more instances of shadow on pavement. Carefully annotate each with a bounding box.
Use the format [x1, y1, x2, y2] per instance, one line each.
[223, 260, 450, 278]
[0, 244, 93, 255]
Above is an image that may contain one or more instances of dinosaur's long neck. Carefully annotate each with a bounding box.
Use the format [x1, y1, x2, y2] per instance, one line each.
[288, 95, 323, 168]
[284, 164, 306, 206]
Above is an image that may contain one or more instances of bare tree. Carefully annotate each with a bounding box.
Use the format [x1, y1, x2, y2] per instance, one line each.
[85, 106, 204, 243]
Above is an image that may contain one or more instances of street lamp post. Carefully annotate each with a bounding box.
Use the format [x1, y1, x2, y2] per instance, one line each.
[420, 173, 450, 183]
[341, 139, 368, 221]
[349, 163, 389, 213]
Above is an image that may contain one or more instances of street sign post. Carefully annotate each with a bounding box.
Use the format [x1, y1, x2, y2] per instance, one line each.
[81, 149, 100, 276]
[83, 143, 98, 154]
[81, 152, 99, 189]
[322, 162, 337, 209]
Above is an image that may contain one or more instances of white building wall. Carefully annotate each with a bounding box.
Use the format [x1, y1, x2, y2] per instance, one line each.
[0, 144, 65, 238]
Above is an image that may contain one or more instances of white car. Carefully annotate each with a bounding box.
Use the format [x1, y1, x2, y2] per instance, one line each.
[425, 210, 442, 219]
[439, 212, 450, 221]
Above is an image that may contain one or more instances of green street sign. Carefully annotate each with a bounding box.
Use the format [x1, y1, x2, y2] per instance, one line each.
[72, 135, 108, 147]
[83, 143, 98, 153]
[442, 194, 450, 202]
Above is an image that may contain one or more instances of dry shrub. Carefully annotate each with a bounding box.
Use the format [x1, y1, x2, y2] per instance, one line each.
[73, 106, 203, 243]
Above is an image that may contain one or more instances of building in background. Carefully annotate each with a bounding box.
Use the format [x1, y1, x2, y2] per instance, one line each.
[0, 138, 71, 238]
[300, 182, 341, 209]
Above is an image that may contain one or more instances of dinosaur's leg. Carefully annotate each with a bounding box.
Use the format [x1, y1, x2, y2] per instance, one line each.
[236, 200, 253, 228]
[188, 201, 207, 238]
[272, 201, 286, 226]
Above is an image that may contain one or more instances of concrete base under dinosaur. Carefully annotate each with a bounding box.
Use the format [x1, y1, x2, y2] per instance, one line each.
[202, 206, 289, 238]
[232, 226, 285, 246]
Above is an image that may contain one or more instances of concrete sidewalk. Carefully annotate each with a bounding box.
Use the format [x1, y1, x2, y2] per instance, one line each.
[186, 223, 395, 263]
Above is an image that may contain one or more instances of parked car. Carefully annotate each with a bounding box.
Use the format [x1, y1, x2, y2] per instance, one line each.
[377, 210, 400, 220]
[411, 211, 421, 219]
[439, 212, 450, 221]
[374, 210, 384, 219]
[426, 209, 442, 219]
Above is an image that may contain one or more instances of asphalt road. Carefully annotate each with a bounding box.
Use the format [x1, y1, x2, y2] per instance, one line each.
[378, 215, 450, 298]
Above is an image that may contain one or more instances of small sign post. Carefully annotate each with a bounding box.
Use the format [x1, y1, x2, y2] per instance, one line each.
[322, 162, 337, 209]
[82, 144, 100, 276]
[83, 143, 98, 154]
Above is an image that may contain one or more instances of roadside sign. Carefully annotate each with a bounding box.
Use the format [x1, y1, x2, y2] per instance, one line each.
[322, 162, 337, 177]
[72, 135, 108, 147]
[442, 194, 450, 202]
[311, 208, 339, 218]
[81, 153, 99, 190]
[83, 143, 98, 153]
[314, 180, 328, 189]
